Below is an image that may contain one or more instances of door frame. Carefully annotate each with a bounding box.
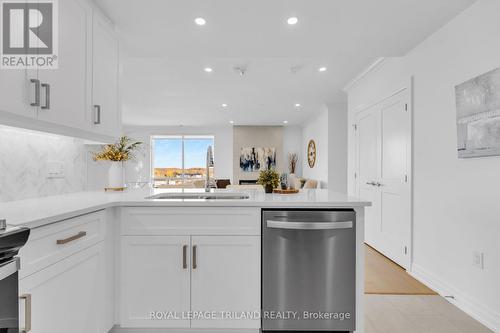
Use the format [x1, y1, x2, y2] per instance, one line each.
[353, 77, 413, 271]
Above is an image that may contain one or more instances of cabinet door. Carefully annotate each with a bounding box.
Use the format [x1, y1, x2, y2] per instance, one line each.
[191, 236, 260, 329]
[120, 236, 191, 328]
[18, 244, 102, 333]
[0, 69, 37, 119]
[92, 12, 120, 137]
[36, 0, 90, 130]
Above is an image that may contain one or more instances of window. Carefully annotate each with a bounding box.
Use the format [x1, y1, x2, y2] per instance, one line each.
[151, 135, 215, 188]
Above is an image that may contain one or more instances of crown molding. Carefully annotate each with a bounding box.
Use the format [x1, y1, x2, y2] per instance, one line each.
[342, 57, 388, 92]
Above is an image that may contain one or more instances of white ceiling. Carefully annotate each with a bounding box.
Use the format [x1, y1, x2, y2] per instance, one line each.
[96, 0, 475, 127]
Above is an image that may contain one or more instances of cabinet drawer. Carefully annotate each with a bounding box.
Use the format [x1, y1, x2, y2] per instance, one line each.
[120, 207, 261, 236]
[19, 210, 105, 279]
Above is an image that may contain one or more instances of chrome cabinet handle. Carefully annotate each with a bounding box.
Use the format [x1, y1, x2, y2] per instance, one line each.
[41, 83, 50, 109]
[182, 245, 188, 269]
[192, 245, 197, 269]
[366, 181, 376, 186]
[267, 220, 353, 230]
[56, 231, 86, 245]
[93, 105, 101, 124]
[30, 79, 40, 107]
[20, 294, 32, 333]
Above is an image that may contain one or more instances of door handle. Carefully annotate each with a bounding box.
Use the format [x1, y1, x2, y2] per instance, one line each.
[366, 181, 377, 186]
[192, 245, 197, 269]
[182, 245, 188, 269]
[30, 79, 40, 107]
[93, 105, 101, 124]
[267, 220, 353, 230]
[20, 294, 32, 333]
[41, 83, 50, 109]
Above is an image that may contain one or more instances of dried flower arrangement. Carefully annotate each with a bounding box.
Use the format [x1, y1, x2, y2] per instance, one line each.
[288, 153, 298, 174]
[93, 136, 143, 162]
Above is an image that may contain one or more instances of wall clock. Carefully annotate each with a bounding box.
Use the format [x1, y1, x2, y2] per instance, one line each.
[307, 140, 316, 168]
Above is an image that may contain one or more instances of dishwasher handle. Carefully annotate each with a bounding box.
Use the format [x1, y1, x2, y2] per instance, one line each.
[266, 220, 352, 230]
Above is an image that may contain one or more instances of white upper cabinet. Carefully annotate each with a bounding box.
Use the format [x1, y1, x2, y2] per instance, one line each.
[0, 68, 38, 119]
[91, 11, 120, 137]
[36, 0, 91, 130]
[0, 0, 121, 141]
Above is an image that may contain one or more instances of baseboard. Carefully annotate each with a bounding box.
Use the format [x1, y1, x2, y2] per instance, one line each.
[109, 326, 259, 333]
[410, 263, 500, 332]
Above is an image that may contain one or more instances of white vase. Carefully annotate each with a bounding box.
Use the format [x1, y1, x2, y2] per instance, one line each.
[108, 161, 124, 189]
[288, 173, 297, 190]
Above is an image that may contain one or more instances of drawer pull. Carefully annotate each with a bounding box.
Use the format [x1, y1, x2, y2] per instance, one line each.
[56, 231, 87, 245]
[20, 294, 32, 332]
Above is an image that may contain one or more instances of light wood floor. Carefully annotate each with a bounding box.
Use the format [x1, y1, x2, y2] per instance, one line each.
[365, 295, 493, 333]
[364, 245, 492, 332]
[365, 244, 437, 295]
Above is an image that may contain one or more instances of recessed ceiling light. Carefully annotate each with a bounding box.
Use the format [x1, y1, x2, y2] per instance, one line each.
[229, 120, 234, 124]
[318, 67, 327, 72]
[194, 17, 206, 26]
[283, 120, 288, 124]
[204, 67, 213, 73]
[222, 103, 228, 108]
[295, 103, 301, 108]
[287, 17, 298, 25]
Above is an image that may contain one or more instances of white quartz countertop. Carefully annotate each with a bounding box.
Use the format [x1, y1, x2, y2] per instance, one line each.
[0, 189, 371, 229]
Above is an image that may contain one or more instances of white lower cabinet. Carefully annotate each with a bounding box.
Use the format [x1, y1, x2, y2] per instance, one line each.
[119, 208, 261, 330]
[191, 236, 260, 329]
[19, 243, 104, 333]
[120, 236, 191, 328]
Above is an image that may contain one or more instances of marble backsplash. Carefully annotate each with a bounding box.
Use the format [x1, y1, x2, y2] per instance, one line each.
[0, 125, 88, 202]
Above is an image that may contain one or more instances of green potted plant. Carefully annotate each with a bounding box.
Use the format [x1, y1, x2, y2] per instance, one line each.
[257, 169, 280, 193]
[93, 136, 142, 190]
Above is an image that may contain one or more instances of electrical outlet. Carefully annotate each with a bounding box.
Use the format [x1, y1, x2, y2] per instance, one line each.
[472, 251, 484, 270]
[47, 161, 65, 179]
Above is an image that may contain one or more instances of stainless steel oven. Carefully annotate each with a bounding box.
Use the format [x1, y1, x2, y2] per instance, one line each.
[0, 220, 30, 333]
[262, 210, 356, 332]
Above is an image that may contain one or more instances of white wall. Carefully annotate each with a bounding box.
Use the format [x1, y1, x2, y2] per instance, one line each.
[302, 108, 329, 188]
[328, 103, 348, 193]
[122, 125, 234, 184]
[346, 0, 500, 330]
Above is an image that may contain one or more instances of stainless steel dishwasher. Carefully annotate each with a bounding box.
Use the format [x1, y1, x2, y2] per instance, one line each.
[262, 210, 356, 332]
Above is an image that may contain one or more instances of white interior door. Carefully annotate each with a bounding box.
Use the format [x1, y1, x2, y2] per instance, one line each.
[355, 108, 380, 247]
[378, 92, 411, 268]
[355, 88, 411, 269]
[190, 235, 261, 329]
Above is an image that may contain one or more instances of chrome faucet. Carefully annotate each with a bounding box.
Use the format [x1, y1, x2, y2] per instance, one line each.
[205, 145, 214, 192]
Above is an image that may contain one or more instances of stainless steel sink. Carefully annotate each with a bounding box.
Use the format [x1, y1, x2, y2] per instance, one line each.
[146, 193, 250, 200]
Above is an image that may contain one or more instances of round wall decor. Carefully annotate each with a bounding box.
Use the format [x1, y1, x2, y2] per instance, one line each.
[307, 139, 316, 168]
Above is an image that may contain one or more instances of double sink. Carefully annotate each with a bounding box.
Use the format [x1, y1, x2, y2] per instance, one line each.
[147, 192, 250, 200]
